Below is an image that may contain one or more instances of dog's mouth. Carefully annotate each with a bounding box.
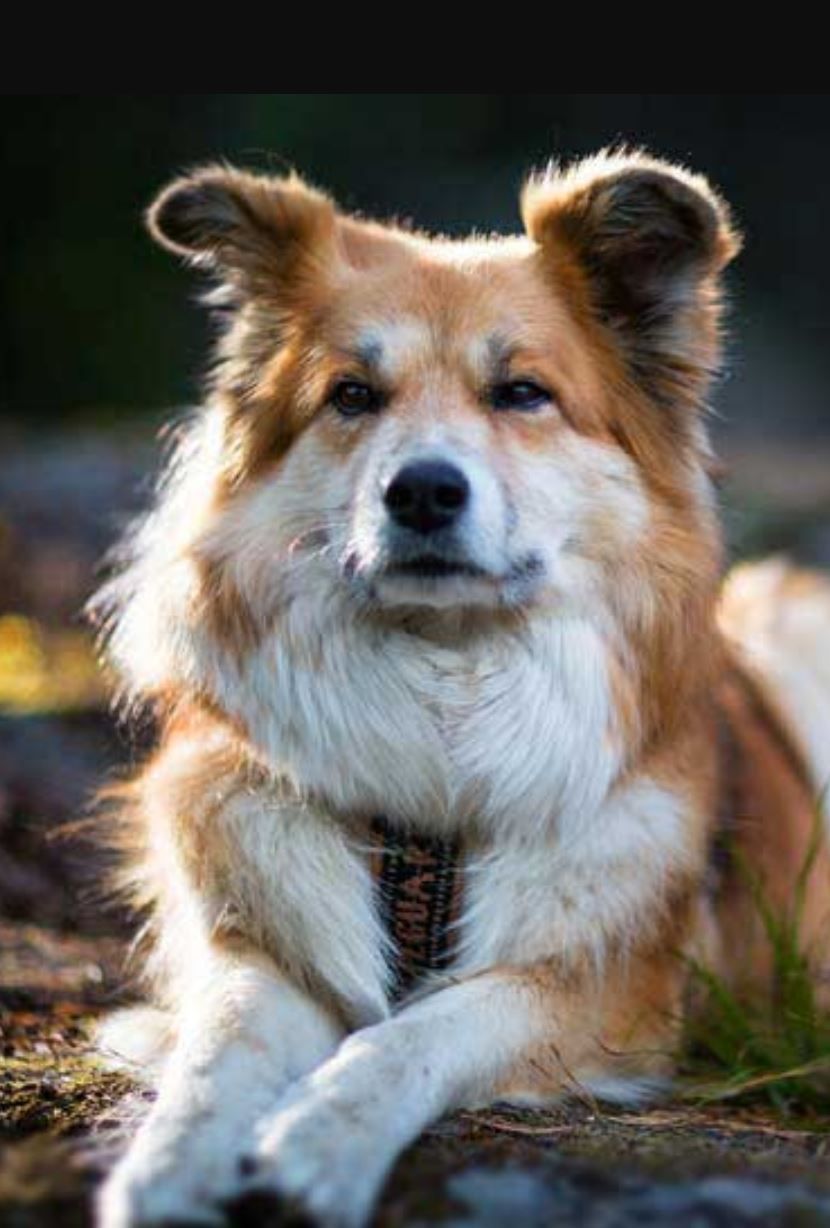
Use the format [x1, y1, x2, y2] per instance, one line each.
[387, 555, 488, 581]
[342, 548, 546, 609]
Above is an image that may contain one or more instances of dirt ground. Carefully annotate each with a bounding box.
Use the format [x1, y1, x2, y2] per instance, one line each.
[5, 427, 830, 1225]
[5, 919, 830, 1226]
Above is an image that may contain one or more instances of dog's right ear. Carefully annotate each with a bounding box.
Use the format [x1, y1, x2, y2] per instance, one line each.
[521, 151, 740, 411]
[146, 165, 337, 296]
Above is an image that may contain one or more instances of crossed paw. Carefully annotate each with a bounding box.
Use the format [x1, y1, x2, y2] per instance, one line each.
[99, 1086, 390, 1228]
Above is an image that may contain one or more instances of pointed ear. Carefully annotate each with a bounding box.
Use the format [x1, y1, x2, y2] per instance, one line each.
[521, 151, 741, 405]
[146, 164, 337, 296]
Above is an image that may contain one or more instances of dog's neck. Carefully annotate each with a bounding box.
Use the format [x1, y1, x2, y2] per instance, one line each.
[197, 598, 628, 846]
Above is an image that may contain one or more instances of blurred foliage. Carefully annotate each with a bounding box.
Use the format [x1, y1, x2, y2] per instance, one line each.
[0, 615, 103, 715]
[3, 94, 830, 432]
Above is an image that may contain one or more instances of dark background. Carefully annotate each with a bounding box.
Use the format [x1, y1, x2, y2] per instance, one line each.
[2, 93, 829, 445]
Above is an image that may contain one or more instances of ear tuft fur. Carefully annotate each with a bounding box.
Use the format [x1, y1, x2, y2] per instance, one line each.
[522, 149, 740, 287]
[146, 165, 336, 284]
[521, 149, 741, 406]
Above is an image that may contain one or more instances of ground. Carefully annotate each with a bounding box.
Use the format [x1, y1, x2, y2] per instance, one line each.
[4, 426, 830, 1226]
[5, 921, 830, 1226]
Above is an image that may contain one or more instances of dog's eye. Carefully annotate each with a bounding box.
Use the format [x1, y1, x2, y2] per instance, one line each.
[490, 380, 551, 411]
[331, 380, 381, 416]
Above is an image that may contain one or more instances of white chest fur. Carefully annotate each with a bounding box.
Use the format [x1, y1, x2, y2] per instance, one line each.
[135, 576, 697, 1023]
[216, 597, 624, 844]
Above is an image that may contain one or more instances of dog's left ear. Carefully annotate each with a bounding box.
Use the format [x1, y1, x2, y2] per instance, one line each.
[521, 152, 741, 405]
[146, 165, 338, 301]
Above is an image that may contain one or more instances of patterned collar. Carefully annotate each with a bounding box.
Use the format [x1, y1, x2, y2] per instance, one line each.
[369, 815, 464, 1000]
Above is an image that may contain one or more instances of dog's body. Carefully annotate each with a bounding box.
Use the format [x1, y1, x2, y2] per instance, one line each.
[95, 153, 830, 1227]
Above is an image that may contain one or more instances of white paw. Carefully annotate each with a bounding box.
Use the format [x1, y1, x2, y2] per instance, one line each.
[97, 1150, 236, 1227]
[247, 1092, 390, 1228]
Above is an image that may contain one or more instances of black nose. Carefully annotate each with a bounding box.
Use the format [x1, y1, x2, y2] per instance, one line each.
[384, 460, 470, 535]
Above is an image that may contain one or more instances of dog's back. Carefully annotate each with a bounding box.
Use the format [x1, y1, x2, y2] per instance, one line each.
[709, 561, 830, 996]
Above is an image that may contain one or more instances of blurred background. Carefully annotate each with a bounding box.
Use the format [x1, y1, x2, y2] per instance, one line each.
[2, 92, 830, 942]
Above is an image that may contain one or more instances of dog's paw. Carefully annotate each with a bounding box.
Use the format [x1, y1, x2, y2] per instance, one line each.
[245, 1093, 389, 1228]
[97, 1153, 231, 1228]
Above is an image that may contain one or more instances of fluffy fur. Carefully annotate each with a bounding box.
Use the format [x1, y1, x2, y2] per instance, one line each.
[91, 151, 830, 1227]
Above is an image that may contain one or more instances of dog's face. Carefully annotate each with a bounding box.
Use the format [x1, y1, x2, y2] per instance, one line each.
[141, 155, 738, 644]
[283, 246, 647, 614]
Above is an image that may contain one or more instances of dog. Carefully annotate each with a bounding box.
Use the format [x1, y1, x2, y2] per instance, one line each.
[93, 150, 830, 1227]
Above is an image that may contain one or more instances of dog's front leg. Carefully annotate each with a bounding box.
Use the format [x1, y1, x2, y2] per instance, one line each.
[249, 968, 565, 1228]
[98, 949, 343, 1227]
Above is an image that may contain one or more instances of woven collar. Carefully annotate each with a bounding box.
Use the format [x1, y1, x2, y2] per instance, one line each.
[369, 815, 463, 1000]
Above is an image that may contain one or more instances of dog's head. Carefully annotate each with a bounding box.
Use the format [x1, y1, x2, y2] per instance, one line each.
[100, 153, 739, 719]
